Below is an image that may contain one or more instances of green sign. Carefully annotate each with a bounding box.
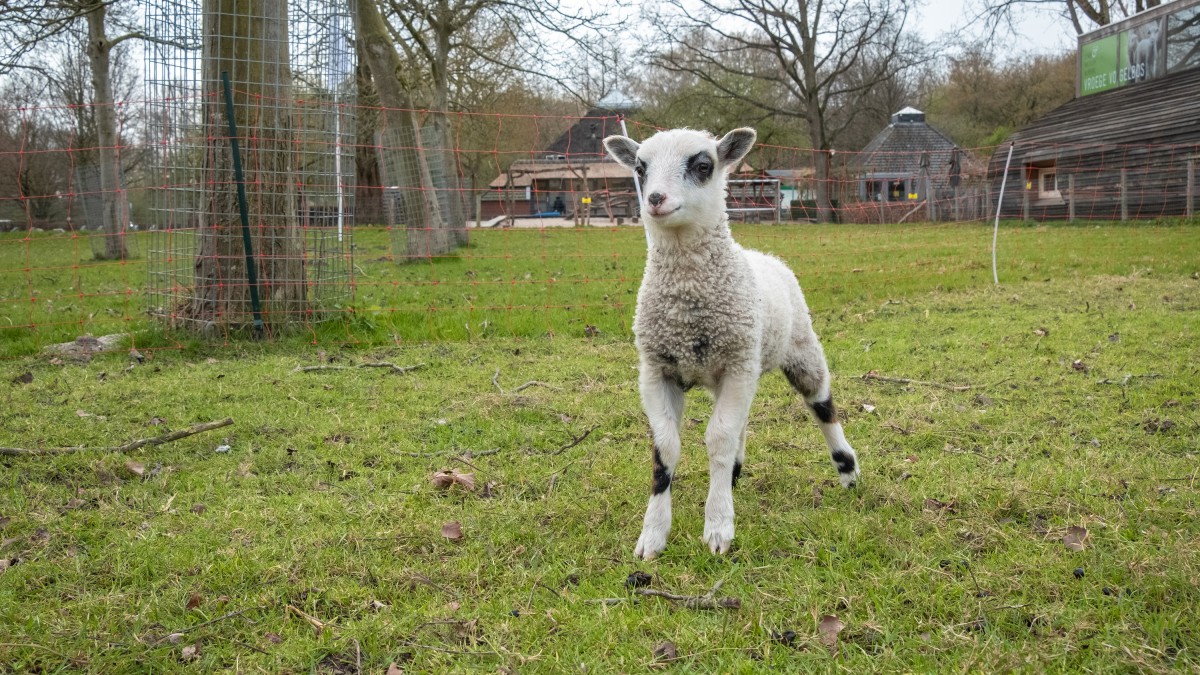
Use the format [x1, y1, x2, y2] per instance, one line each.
[1080, 34, 1121, 95]
[1079, 13, 1170, 96]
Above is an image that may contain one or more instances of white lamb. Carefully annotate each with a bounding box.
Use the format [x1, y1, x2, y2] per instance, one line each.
[603, 127, 860, 560]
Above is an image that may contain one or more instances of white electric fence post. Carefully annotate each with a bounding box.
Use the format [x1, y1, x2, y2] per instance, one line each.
[618, 117, 649, 245]
[992, 142, 1015, 286]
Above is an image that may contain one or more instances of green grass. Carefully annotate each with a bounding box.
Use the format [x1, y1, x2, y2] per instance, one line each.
[2, 220, 1198, 356]
[1, 221, 1198, 672]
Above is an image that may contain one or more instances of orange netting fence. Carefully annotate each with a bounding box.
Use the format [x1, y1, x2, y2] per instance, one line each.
[2, 93, 1198, 356]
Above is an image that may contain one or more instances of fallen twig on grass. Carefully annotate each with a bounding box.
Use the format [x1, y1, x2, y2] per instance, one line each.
[294, 362, 425, 375]
[511, 381, 561, 393]
[0, 418, 234, 457]
[1096, 373, 1162, 386]
[551, 426, 597, 455]
[635, 580, 741, 610]
[153, 607, 260, 645]
[491, 367, 559, 395]
[286, 604, 335, 636]
[862, 371, 1010, 392]
[0, 643, 68, 659]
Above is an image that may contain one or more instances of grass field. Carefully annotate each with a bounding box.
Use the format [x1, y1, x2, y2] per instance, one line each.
[1, 221, 1198, 672]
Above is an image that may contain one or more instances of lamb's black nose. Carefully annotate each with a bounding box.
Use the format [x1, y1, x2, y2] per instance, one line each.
[647, 192, 665, 206]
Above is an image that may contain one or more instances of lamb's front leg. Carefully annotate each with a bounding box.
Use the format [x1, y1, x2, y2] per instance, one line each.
[703, 371, 758, 555]
[635, 367, 685, 560]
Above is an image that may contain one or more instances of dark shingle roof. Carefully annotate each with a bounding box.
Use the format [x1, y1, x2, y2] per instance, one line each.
[997, 67, 1200, 150]
[852, 115, 960, 176]
[543, 110, 625, 158]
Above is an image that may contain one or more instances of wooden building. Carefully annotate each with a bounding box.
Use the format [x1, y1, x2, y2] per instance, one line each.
[480, 91, 782, 224]
[844, 107, 985, 223]
[990, 0, 1200, 221]
[481, 92, 639, 222]
[852, 107, 966, 203]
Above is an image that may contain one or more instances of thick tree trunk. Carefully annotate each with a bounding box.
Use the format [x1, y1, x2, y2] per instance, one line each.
[353, 43, 385, 225]
[190, 0, 304, 328]
[432, 21, 467, 246]
[84, 2, 127, 260]
[354, 0, 448, 259]
[805, 95, 834, 224]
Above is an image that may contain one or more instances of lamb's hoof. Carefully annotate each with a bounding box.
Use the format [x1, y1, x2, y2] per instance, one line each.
[635, 529, 668, 561]
[831, 449, 860, 488]
[703, 523, 734, 555]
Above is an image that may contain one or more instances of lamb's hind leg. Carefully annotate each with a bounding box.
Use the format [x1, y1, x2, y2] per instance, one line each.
[635, 367, 685, 560]
[782, 341, 860, 488]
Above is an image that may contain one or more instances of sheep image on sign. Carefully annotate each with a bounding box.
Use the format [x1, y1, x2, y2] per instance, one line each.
[603, 127, 860, 560]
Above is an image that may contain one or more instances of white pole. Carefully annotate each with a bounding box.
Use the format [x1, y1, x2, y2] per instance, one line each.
[618, 117, 650, 246]
[992, 142, 1015, 286]
[334, 106, 344, 243]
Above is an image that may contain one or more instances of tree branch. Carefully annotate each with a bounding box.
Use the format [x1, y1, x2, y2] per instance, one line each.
[1, 418, 234, 457]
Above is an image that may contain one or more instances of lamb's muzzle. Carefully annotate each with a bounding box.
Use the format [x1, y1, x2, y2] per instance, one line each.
[603, 126, 860, 560]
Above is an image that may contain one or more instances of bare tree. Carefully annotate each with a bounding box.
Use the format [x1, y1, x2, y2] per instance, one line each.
[0, 1, 154, 259]
[354, 0, 451, 257]
[645, 0, 924, 222]
[0, 86, 70, 225]
[382, 0, 624, 109]
[972, 0, 1163, 36]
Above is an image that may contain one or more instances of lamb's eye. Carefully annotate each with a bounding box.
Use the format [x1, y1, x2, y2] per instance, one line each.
[635, 163, 647, 179]
[696, 162, 712, 175]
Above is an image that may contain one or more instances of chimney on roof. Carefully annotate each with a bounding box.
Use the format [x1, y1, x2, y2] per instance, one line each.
[892, 106, 925, 124]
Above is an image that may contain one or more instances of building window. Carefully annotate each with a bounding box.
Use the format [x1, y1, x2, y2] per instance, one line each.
[865, 178, 908, 202]
[1026, 162, 1061, 200]
[1040, 170, 1058, 197]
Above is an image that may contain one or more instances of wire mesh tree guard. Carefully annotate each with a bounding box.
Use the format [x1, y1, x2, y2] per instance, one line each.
[143, 0, 355, 334]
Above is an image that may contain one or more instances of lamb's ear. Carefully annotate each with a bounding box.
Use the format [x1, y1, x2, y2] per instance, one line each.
[603, 135, 640, 169]
[716, 128, 757, 169]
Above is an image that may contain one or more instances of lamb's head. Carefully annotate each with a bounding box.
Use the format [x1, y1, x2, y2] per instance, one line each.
[603, 127, 756, 229]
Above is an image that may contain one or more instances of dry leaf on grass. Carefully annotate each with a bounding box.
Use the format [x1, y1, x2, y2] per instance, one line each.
[441, 521, 464, 540]
[430, 469, 476, 491]
[180, 644, 198, 661]
[652, 641, 678, 662]
[1063, 525, 1089, 552]
[818, 614, 844, 647]
[125, 460, 145, 478]
[186, 593, 203, 610]
[386, 664, 405, 675]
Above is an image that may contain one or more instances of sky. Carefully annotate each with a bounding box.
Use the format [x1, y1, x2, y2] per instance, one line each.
[912, 0, 1079, 55]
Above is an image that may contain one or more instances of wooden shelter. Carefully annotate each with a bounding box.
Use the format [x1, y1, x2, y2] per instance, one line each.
[990, 0, 1200, 221]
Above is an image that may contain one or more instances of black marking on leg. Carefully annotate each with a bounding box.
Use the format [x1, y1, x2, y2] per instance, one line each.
[732, 461, 742, 488]
[781, 365, 815, 397]
[652, 445, 672, 495]
[830, 449, 857, 475]
[810, 398, 836, 424]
